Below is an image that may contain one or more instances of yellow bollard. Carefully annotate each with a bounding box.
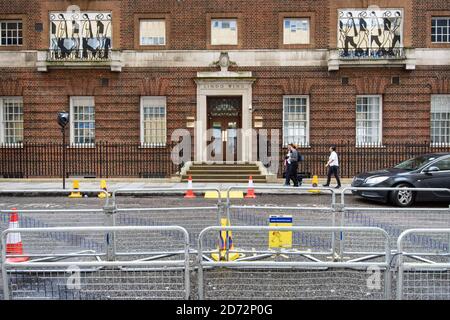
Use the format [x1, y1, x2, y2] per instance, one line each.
[98, 180, 111, 198]
[211, 218, 241, 262]
[308, 175, 321, 194]
[68, 180, 82, 198]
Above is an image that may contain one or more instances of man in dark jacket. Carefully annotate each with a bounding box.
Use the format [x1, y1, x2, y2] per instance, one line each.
[284, 143, 299, 187]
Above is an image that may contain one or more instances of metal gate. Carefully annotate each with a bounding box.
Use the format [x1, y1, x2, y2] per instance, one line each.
[1, 226, 190, 300]
[397, 228, 450, 300]
[197, 226, 391, 300]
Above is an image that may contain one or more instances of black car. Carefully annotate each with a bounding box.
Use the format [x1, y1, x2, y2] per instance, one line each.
[351, 153, 450, 207]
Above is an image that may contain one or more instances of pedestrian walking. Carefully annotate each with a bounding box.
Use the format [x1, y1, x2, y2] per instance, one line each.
[323, 146, 342, 189]
[284, 143, 299, 187]
[283, 149, 291, 186]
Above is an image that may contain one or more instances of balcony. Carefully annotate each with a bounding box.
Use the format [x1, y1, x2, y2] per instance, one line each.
[37, 49, 122, 72]
[47, 48, 112, 62]
[328, 47, 416, 71]
[338, 47, 406, 60]
[36, 11, 122, 72]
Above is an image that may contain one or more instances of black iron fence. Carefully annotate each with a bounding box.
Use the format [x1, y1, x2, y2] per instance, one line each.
[269, 141, 450, 178]
[0, 141, 449, 179]
[0, 142, 179, 179]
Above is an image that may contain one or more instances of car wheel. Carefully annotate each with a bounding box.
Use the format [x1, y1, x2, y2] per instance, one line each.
[390, 183, 415, 207]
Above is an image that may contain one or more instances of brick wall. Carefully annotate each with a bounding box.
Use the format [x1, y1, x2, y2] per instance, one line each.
[1, 65, 449, 144]
[1, 0, 450, 178]
[3, 0, 449, 50]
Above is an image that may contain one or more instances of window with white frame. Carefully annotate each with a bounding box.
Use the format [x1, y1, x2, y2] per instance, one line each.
[283, 96, 309, 147]
[0, 97, 23, 144]
[356, 96, 382, 146]
[0, 20, 23, 46]
[432, 17, 450, 43]
[141, 97, 167, 147]
[431, 95, 450, 145]
[283, 18, 310, 44]
[211, 19, 238, 45]
[140, 19, 166, 46]
[70, 97, 95, 145]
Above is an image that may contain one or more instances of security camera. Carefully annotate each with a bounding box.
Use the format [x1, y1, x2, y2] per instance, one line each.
[248, 105, 253, 111]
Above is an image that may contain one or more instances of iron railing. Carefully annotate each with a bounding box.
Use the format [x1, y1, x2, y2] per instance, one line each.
[265, 140, 450, 178]
[0, 141, 449, 178]
[338, 47, 405, 59]
[0, 142, 179, 179]
[47, 49, 112, 62]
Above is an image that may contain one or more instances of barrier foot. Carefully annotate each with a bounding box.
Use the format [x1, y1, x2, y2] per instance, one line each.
[68, 192, 83, 198]
[211, 250, 242, 262]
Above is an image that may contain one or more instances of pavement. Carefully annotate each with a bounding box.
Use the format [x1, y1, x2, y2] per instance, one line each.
[0, 178, 355, 194]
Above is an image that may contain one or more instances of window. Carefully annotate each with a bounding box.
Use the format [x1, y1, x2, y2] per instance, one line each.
[433, 157, 450, 171]
[140, 19, 166, 46]
[0, 97, 23, 144]
[70, 97, 95, 146]
[432, 17, 450, 43]
[356, 96, 382, 146]
[431, 95, 450, 145]
[283, 96, 309, 147]
[141, 97, 166, 147]
[211, 19, 238, 45]
[0, 20, 23, 46]
[283, 18, 310, 44]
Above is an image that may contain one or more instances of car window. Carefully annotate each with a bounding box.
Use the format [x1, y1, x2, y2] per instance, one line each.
[395, 155, 437, 170]
[433, 158, 450, 171]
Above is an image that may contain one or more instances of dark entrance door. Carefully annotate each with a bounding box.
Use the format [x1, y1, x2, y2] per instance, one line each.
[207, 96, 242, 162]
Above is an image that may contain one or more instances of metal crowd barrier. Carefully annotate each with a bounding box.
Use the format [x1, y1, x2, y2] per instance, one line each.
[1, 226, 190, 300]
[224, 186, 340, 259]
[397, 228, 450, 300]
[338, 187, 450, 262]
[111, 188, 223, 249]
[340, 187, 450, 206]
[1, 187, 450, 300]
[0, 189, 110, 206]
[197, 226, 392, 300]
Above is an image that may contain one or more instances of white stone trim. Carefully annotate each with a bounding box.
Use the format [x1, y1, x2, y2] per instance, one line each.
[0, 48, 449, 70]
[195, 73, 255, 162]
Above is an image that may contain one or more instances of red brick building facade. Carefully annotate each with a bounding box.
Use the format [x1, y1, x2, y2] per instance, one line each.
[0, 0, 450, 178]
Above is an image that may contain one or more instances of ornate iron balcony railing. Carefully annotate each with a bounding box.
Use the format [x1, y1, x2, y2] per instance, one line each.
[47, 49, 112, 62]
[339, 47, 405, 60]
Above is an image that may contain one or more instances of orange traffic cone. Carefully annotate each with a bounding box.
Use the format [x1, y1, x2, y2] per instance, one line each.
[6, 208, 29, 263]
[184, 176, 196, 198]
[245, 176, 256, 199]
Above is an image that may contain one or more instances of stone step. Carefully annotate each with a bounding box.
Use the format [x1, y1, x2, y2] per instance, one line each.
[183, 174, 266, 179]
[187, 169, 261, 174]
[189, 166, 259, 170]
[182, 163, 265, 183]
[181, 178, 266, 183]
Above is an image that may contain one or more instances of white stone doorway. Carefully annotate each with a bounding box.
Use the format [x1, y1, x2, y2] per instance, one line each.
[195, 72, 255, 163]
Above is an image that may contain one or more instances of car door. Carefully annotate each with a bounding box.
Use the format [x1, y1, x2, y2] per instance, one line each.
[423, 156, 450, 200]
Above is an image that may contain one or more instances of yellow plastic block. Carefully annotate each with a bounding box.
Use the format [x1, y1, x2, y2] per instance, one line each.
[210, 218, 242, 261]
[211, 251, 240, 261]
[68, 192, 82, 198]
[204, 191, 244, 199]
[98, 192, 111, 199]
[308, 175, 321, 193]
